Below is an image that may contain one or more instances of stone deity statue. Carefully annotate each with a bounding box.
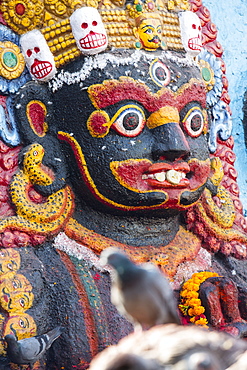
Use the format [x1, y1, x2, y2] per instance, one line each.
[0, 0, 247, 368]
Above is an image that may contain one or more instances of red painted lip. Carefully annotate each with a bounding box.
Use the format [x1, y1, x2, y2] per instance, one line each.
[111, 158, 211, 193]
[80, 32, 107, 49]
[146, 162, 190, 174]
[31, 60, 52, 79]
[143, 162, 190, 188]
[188, 37, 202, 51]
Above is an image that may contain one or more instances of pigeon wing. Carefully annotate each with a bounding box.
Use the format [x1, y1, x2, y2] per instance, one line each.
[18, 336, 47, 362]
[141, 264, 180, 324]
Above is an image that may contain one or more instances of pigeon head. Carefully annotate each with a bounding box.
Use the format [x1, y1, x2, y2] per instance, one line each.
[100, 248, 134, 275]
[4, 334, 17, 344]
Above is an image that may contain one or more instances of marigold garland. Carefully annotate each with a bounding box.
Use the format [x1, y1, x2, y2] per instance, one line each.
[179, 271, 220, 328]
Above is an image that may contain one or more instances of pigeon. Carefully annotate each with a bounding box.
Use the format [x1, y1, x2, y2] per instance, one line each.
[4, 326, 64, 369]
[100, 247, 180, 330]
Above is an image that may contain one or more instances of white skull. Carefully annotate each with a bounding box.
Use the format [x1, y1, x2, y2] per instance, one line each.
[70, 7, 108, 56]
[179, 11, 202, 57]
[20, 30, 56, 82]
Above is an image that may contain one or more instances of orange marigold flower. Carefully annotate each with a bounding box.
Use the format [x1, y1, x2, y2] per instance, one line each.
[193, 306, 205, 315]
[186, 291, 199, 299]
[195, 317, 208, 326]
[187, 298, 201, 307]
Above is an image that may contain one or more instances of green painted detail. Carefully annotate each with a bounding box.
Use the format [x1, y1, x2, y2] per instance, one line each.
[136, 4, 142, 11]
[201, 67, 211, 82]
[3, 51, 18, 68]
[135, 41, 142, 49]
[70, 255, 111, 348]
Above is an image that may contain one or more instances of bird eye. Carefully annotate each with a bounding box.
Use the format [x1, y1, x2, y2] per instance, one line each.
[182, 107, 205, 137]
[111, 105, 146, 137]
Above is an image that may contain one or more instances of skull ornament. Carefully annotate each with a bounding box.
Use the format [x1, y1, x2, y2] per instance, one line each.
[179, 11, 202, 58]
[70, 7, 108, 55]
[20, 30, 56, 82]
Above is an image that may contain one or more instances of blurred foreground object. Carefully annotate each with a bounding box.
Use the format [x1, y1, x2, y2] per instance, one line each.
[100, 248, 180, 330]
[89, 324, 247, 370]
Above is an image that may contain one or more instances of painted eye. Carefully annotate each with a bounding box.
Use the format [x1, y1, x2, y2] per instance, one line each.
[33, 150, 38, 156]
[12, 280, 19, 289]
[92, 21, 97, 26]
[111, 105, 145, 137]
[149, 59, 170, 87]
[7, 263, 13, 270]
[27, 49, 32, 57]
[34, 47, 40, 53]
[198, 26, 202, 31]
[19, 319, 27, 328]
[145, 28, 153, 34]
[192, 24, 197, 29]
[81, 22, 88, 29]
[19, 298, 25, 307]
[182, 108, 204, 137]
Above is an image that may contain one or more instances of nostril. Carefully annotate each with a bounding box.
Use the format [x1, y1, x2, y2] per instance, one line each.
[152, 149, 190, 162]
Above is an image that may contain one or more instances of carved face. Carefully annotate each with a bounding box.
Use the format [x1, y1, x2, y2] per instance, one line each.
[0, 248, 21, 274]
[134, 16, 162, 50]
[52, 51, 210, 215]
[70, 7, 108, 55]
[20, 29, 56, 81]
[179, 11, 202, 57]
[4, 314, 36, 339]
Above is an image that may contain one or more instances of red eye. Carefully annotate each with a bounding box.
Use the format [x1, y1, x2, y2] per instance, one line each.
[27, 49, 32, 57]
[198, 26, 201, 31]
[81, 22, 88, 29]
[92, 21, 97, 26]
[192, 24, 196, 29]
[34, 47, 40, 53]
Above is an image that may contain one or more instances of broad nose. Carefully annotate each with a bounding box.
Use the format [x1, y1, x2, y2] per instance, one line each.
[147, 107, 190, 161]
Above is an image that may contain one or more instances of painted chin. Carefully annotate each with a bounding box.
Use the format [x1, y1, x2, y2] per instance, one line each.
[110, 157, 211, 208]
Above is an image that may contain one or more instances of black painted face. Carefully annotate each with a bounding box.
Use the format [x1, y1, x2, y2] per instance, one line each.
[52, 50, 210, 215]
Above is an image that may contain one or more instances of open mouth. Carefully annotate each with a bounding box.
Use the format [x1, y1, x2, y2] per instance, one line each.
[80, 32, 107, 49]
[31, 60, 52, 79]
[142, 163, 190, 187]
[188, 37, 202, 51]
[110, 158, 210, 193]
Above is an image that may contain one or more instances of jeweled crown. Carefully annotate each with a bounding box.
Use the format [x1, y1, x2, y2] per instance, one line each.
[0, 0, 190, 67]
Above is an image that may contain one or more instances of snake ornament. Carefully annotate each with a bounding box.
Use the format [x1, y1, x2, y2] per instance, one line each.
[0, 143, 74, 238]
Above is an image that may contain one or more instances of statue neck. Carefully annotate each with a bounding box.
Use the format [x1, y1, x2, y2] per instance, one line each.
[72, 205, 180, 247]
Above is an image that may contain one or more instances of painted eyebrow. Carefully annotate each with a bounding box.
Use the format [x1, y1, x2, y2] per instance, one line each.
[141, 24, 155, 29]
[88, 77, 206, 112]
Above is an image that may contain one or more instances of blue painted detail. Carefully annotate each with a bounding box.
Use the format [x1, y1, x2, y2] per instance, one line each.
[203, 0, 247, 212]
[0, 24, 31, 94]
[208, 100, 232, 153]
[0, 97, 21, 146]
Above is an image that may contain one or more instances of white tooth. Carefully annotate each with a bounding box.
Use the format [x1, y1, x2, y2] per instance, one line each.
[181, 172, 186, 179]
[166, 170, 181, 184]
[142, 174, 148, 179]
[154, 172, 166, 182]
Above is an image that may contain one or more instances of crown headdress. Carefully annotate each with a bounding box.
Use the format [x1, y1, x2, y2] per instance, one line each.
[0, 0, 190, 68]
